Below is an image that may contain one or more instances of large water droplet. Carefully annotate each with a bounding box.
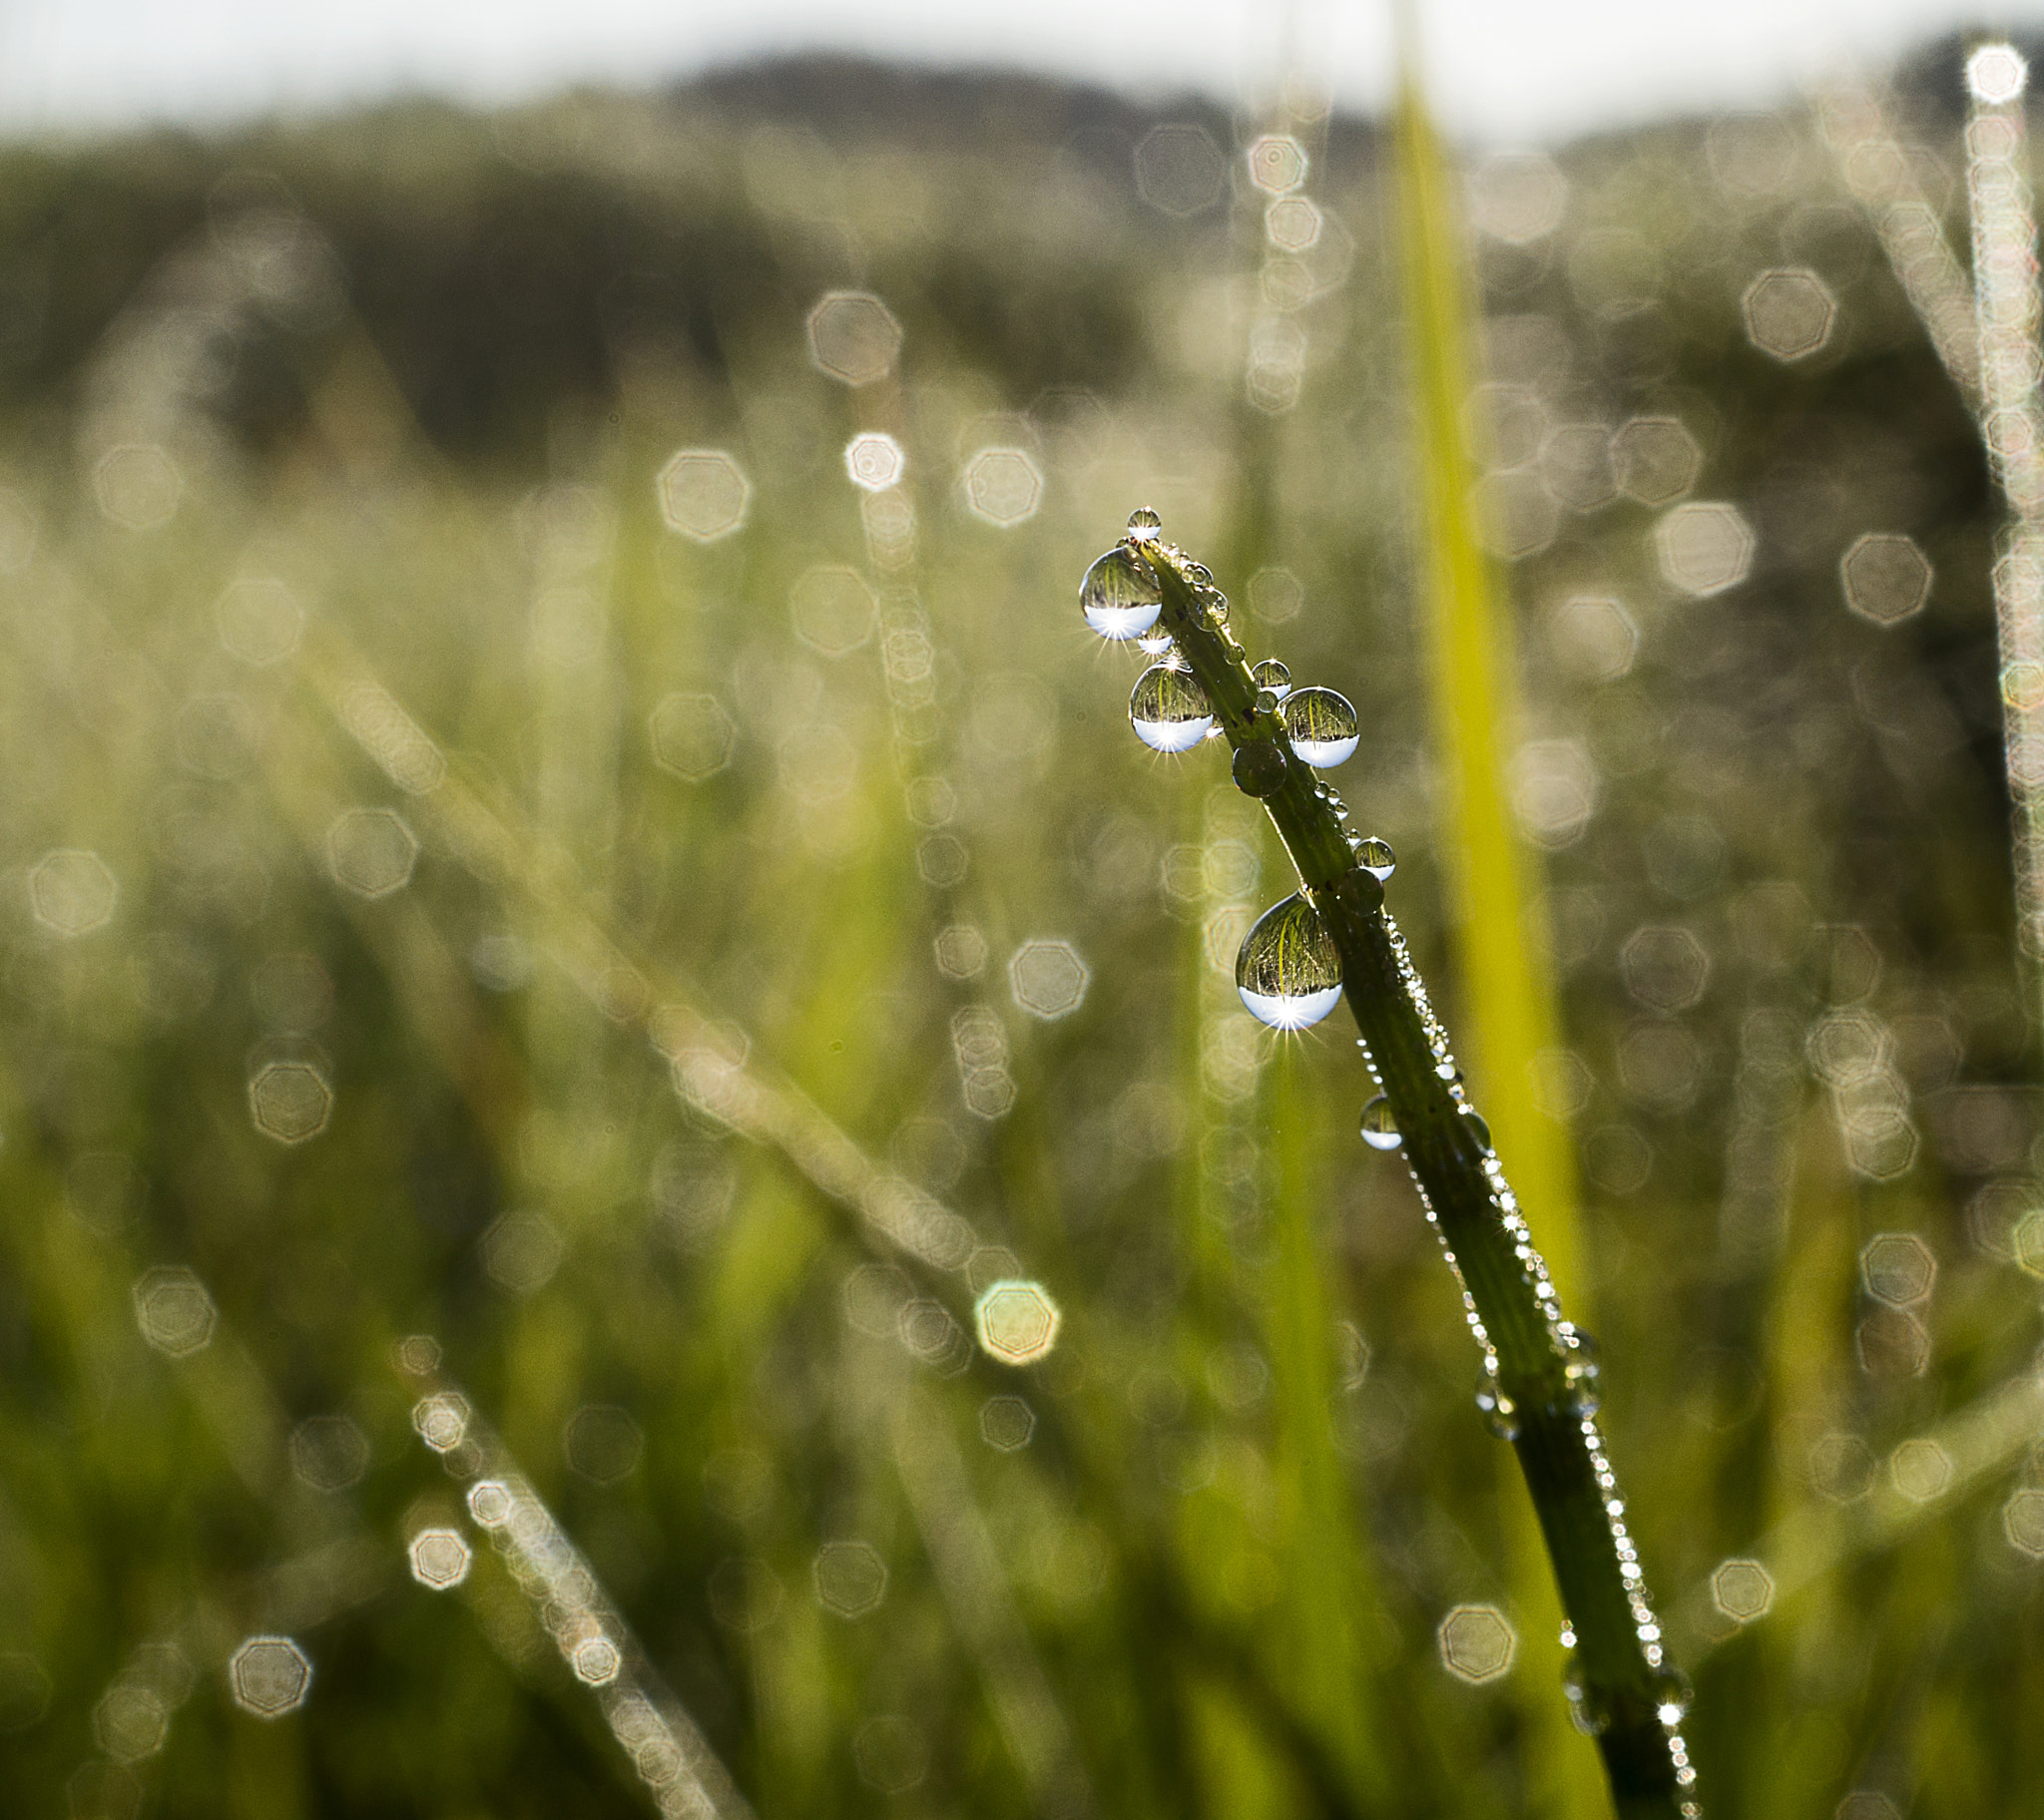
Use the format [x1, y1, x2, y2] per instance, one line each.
[1081, 547, 1163, 641]
[1355, 835, 1395, 881]
[1475, 1374, 1521, 1440]
[1232, 740, 1287, 798]
[1281, 686, 1359, 766]
[1251, 659, 1290, 696]
[1126, 506, 1162, 542]
[1358, 1095, 1401, 1150]
[1236, 893, 1342, 1029]
[1130, 663, 1215, 753]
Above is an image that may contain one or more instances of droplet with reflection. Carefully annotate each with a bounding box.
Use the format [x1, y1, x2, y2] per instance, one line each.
[1281, 686, 1359, 765]
[1475, 1374, 1521, 1440]
[1126, 506, 1162, 541]
[1359, 1095, 1401, 1149]
[1355, 835, 1396, 881]
[1236, 893, 1342, 1029]
[1080, 547, 1163, 641]
[1130, 664, 1215, 752]
[1251, 659, 1291, 696]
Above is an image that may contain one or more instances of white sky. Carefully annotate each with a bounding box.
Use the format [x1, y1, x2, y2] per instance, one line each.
[0, 0, 2039, 143]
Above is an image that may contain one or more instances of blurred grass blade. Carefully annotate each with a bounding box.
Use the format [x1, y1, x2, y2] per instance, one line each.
[1389, 23, 1584, 1310]
[1391, 31, 1609, 1817]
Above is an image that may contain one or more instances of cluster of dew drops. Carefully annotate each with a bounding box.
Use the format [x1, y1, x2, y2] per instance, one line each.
[1078, 511, 1699, 1796]
[1080, 508, 1378, 1023]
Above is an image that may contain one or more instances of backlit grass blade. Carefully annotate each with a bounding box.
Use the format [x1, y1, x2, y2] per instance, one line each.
[1389, 32, 1585, 1314]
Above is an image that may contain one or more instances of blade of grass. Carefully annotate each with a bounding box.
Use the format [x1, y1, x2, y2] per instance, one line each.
[1388, 25, 1605, 1813]
[1106, 527, 1697, 1817]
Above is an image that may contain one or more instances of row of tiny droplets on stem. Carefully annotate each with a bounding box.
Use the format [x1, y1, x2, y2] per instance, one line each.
[1083, 509, 1699, 1802]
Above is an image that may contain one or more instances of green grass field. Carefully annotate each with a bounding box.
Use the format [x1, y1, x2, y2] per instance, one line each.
[0, 47, 2041, 1818]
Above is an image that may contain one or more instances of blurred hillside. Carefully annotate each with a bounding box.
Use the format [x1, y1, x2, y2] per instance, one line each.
[1, 41, 2043, 1820]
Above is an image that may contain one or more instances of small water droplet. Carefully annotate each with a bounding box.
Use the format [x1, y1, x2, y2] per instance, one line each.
[1254, 686, 1279, 715]
[1136, 627, 1176, 656]
[1355, 836, 1395, 881]
[1565, 1331, 1602, 1416]
[1460, 1108, 1492, 1151]
[1475, 1374, 1521, 1440]
[1562, 1654, 1612, 1735]
[1251, 659, 1290, 695]
[1080, 547, 1163, 641]
[1200, 588, 1230, 627]
[1650, 1666, 1693, 1724]
[1130, 663, 1215, 753]
[1236, 893, 1342, 1030]
[1232, 740, 1287, 798]
[1185, 561, 1214, 586]
[1126, 506, 1162, 541]
[1358, 1095, 1401, 1150]
[1280, 685, 1359, 766]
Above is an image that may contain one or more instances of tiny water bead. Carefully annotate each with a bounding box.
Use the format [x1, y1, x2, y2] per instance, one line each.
[1562, 1654, 1613, 1736]
[1475, 1374, 1521, 1441]
[1253, 687, 1280, 715]
[1358, 1095, 1401, 1149]
[1129, 664, 1215, 752]
[1251, 658, 1290, 696]
[1564, 1332, 1603, 1415]
[1651, 1666, 1695, 1725]
[1080, 547, 1163, 641]
[1281, 686, 1359, 766]
[1126, 505, 1162, 541]
[1231, 739, 1287, 798]
[1460, 1108, 1493, 1151]
[1355, 836, 1396, 881]
[1236, 893, 1343, 1029]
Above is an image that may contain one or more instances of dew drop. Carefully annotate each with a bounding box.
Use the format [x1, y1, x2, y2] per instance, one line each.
[1126, 505, 1162, 542]
[1358, 1095, 1401, 1150]
[1460, 1108, 1492, 1152]
[1232, 739, 1287, 799]
[1281, 685, 1359, 766]
[1254, 687, 1280, 715]
[1475, 1374, 1521, 1440]
[1185, 561, 1214, 586]
[1565, 1331, 1602, 1416]
[1562, 1655, 1613, 1736]
[1136, 627, 1176, 657]
[1081, 547, 1164, 641]
[1355, 836, 1395, 881]
[1650, 1666, 1694, 1724]
[1236, 892, 1342, 1030]
[1251, 659, 1291, 696]
[1129, 663, 1215, 753]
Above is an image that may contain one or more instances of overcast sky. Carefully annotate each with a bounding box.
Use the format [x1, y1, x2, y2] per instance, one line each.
[1, 0, 2039, 143]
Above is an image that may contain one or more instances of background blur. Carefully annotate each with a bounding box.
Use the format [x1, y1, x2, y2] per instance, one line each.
[3, 6, 2044, 1819]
